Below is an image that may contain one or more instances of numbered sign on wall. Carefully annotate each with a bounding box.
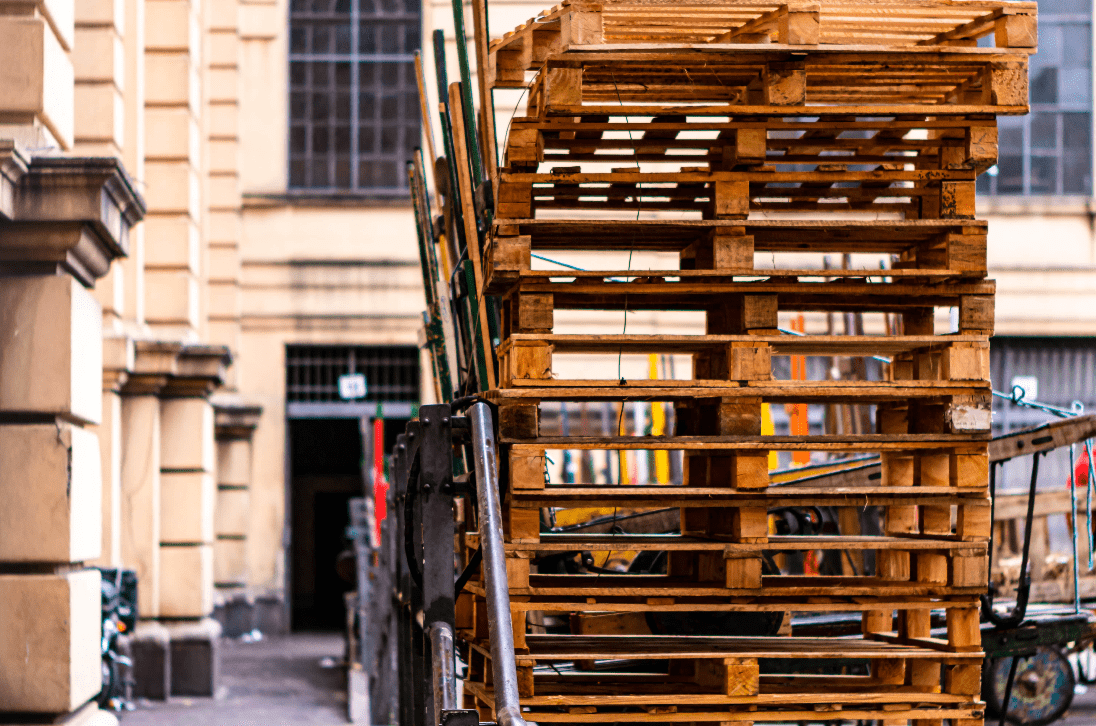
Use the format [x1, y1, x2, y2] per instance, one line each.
[338, 373, 367, 400]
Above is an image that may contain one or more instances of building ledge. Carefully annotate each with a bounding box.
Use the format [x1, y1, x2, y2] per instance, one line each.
[0, 140, 146, 286]
[212, 394, 264, 439]
[242, 190, 413, 210]
[978, 195, 1096, 216]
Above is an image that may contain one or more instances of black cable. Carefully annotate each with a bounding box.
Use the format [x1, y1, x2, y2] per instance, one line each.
[842, 549, 861, 577]
[454, 547, 482, 594]
[999, 652, 1021, 726]
[403, 453, 423, 590]
[981, 461, 1000, 622]
[552, 507, 678, 532]
[984, 452, 1042, 629]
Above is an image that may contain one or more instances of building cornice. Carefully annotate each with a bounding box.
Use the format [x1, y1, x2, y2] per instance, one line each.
[212, 394, 264, 440]
[0, 142, 146, 286]
[161, 345, 232, 399]
[103, 336, 136, 393]
[122, 340, 183, 396]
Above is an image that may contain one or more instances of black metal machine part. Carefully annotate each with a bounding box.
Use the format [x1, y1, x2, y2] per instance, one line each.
[388, 403, 482, 726]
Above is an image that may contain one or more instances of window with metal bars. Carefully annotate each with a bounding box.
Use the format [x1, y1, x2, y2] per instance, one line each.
[979, 0, 1093, 196]
[288, 0, 421, 194]
[286, 345, 421, 402]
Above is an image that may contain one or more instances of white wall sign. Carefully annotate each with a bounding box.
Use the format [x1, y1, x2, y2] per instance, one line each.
[338, 373, 368, 400]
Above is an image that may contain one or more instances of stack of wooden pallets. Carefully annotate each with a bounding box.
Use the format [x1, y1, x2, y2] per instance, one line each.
[456, 2, 1035, 724]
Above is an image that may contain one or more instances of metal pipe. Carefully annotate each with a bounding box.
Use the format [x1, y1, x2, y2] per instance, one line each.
[429, 622, 459, 722]
[469, 402, 533, 726]
[1087, 438, 1096, 570]
[1071, 443, 1081, 614]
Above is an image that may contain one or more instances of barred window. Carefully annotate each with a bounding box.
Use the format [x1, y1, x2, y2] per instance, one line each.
[980, 0, 1092, 196]
[286, 345, 421, 402]
[289, 0, 421, 195]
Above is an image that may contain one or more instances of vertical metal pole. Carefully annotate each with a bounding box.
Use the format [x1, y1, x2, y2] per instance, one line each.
[1072, 443, 1081, 613]
[392, 435, 416, 726]
[370, 495, 398, 726]
[1087, 438, 1096, 570]
[410, 431, 428, 726]
[469, 402, 531, 726]
[432, 31, 465, 255]
[428, 623, 459, 718]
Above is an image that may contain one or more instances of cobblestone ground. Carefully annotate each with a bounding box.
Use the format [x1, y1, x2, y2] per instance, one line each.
[120, 633, 349, 726]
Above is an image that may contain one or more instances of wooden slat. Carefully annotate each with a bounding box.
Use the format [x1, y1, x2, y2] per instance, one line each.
[506, 334, 984, 356]
[505, 534, 988, 552]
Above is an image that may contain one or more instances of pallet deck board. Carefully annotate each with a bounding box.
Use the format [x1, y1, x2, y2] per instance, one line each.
[504, 534, 988, 552]
[505, 333, 985, 355]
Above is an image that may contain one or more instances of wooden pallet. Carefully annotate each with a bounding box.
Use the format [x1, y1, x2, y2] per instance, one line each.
[495, 169, 980, 221]
[504, 114, 999, 172]
[488, 0, 1034, 118]
[458, 632, 985, 723]
[496, 333, 991, 390]
[486, 219, 988, 291]
[515, 49, 1028, 115]
[490, 0, 1037, 57]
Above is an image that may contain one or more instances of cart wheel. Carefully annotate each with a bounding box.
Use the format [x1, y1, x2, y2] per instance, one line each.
[984, 646, 1075, 725]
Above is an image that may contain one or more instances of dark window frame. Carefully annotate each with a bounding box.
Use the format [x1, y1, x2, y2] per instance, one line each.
[285, 344, 421, 403]
[980, 4, 1093, 196]
[288, 0, 421, 196]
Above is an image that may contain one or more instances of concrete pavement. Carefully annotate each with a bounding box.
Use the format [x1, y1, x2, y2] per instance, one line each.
[121, 633, 349, 726]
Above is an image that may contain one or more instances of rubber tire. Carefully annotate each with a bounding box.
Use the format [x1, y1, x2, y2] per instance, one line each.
[984, 645, 1075, 726]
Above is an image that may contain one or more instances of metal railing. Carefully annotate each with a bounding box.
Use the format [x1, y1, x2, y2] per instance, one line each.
[359, 402, 531, 726]
[470, 402, 532, 726]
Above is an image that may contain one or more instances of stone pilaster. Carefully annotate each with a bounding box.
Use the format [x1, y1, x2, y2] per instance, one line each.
[205, 0, 243, 382]
[0, 148, 143, 721]
[92, 336, 136, 568]
[144, 0, 203, 340]
[158, 344, 230, 696]
[211, 396, 262, 635]
[74, 0, 124, 159]
[0, 0, 74, 150]
[120, 340, 179, 701]
[123, 0, 147, 327]
[120, 341, 181, 620]
[74, 0, 146, 338]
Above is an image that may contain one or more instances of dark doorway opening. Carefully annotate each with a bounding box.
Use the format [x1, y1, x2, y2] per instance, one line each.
[289, 418, 363, 631]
